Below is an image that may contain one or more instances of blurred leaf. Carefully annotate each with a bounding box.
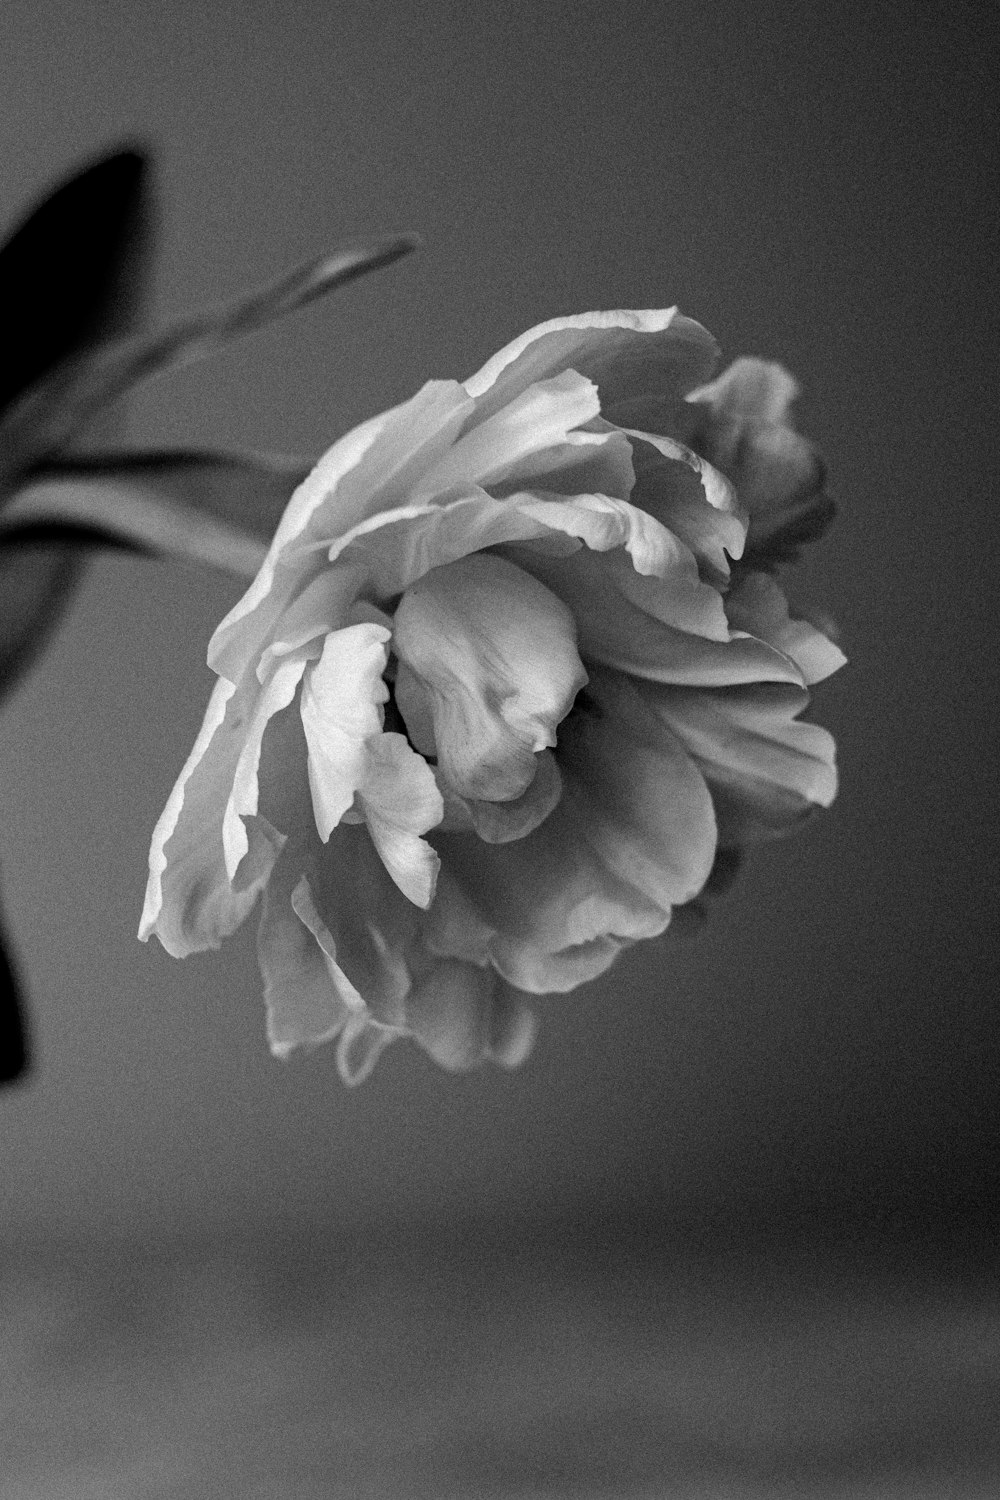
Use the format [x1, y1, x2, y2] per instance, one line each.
[0, 235, 419, 472]
[0, 545, 84, 697]
[1, 889, 29, 1085]
[0, 146, 151, 433]
[1, 448, 311, 578]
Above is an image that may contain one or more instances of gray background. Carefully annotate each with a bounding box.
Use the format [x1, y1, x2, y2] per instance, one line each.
[1, 0, 995, 1245]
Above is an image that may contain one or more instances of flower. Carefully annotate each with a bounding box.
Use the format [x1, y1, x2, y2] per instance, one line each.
[140, 309, 845, 1083]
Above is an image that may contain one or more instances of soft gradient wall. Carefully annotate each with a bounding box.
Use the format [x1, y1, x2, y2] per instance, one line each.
[1, 0, 995, 1241]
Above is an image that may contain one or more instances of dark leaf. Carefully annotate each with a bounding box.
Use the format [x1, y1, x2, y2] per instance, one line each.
[1, 891, 29, 1086]
[0, 148, 154, 696]
[0, 146, 152, 422]
[0, 236, 419, 468]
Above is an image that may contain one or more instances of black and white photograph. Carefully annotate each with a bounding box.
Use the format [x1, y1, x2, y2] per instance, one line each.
[1, 1, 996, 1495]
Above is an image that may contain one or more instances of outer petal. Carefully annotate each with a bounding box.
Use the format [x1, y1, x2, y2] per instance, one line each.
[515, 544, 804, 687]
[463, 309, 718, 427]
[324, 483, 728, 630]
[412, 370, 602, 495]
[393, 553, 587, 802]
[223, 649, 315, 880]
[725, 572, 847, 685]
[648, 681, 839, 843]
[140, 676, 264, 956]
[208, 380, 475, 684]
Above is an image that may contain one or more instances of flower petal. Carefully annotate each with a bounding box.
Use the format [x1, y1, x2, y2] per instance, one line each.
[413, 369, 602, 494]
[435, 669, 717, 991]
[299, 623, 391, 839]
[208, 379, 475, 683]
[625, 429, 746, 584]
[463, 748, 563, 844]
[464, 308, 718, 427]
[299, 622, 443, 903]
[258, 864, 357, 1059]
[647, 680, 839, 843]
[514, 542, 804, 686]
[725, 572, 847, 684]
[685, 358, 823, 518]
[406, 958, 496, 1071]
[140, 676, 264, 955]
[392, 553, 587, 801]
[223, 650, 314, 881]
[487, 986, 539, 1069]
[358, 731, 444, 906]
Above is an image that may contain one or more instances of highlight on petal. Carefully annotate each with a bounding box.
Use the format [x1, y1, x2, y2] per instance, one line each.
[140, 676, 263, 956]
[463, 308, 718, 427]
[208, 380, 474, 684]
[413, 369, 601, 494]
[392, 553, 587, 802]
[624, 428, 746, 584]
[299, 622, 443, 903]
[223, 649, 315, 881]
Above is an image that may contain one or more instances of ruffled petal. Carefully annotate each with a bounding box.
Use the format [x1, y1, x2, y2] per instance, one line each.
[412, 370, 601, 495]
[140, 676, 270, 956]
[625, 428, 747, 584]
[514, 543, 803, 687]
[434, 669, 717, 992]
[648, 681, 839, 843]
[320, 482, 728, 646]
[463, 308, 718, 427]
[358, 731, 444, 907]
[299, 622, 443, 903]
[208, 380, 475, 684]
[223, 650, 315, 881]
[393, 553, 587, 801]
[725, 572, 847, 684]
[300, 624, 391, 839]
[685, 358, 823, 518]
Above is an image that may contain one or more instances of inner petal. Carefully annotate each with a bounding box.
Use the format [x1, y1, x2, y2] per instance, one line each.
[392, 553, 587, 802]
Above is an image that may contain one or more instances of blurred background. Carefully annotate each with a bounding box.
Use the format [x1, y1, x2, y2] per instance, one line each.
[1, 0, 995, 1249]
[0, 3, 997, 1492]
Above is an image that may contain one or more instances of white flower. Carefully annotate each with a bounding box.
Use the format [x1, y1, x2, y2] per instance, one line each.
[140, 310, 844, 1082]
